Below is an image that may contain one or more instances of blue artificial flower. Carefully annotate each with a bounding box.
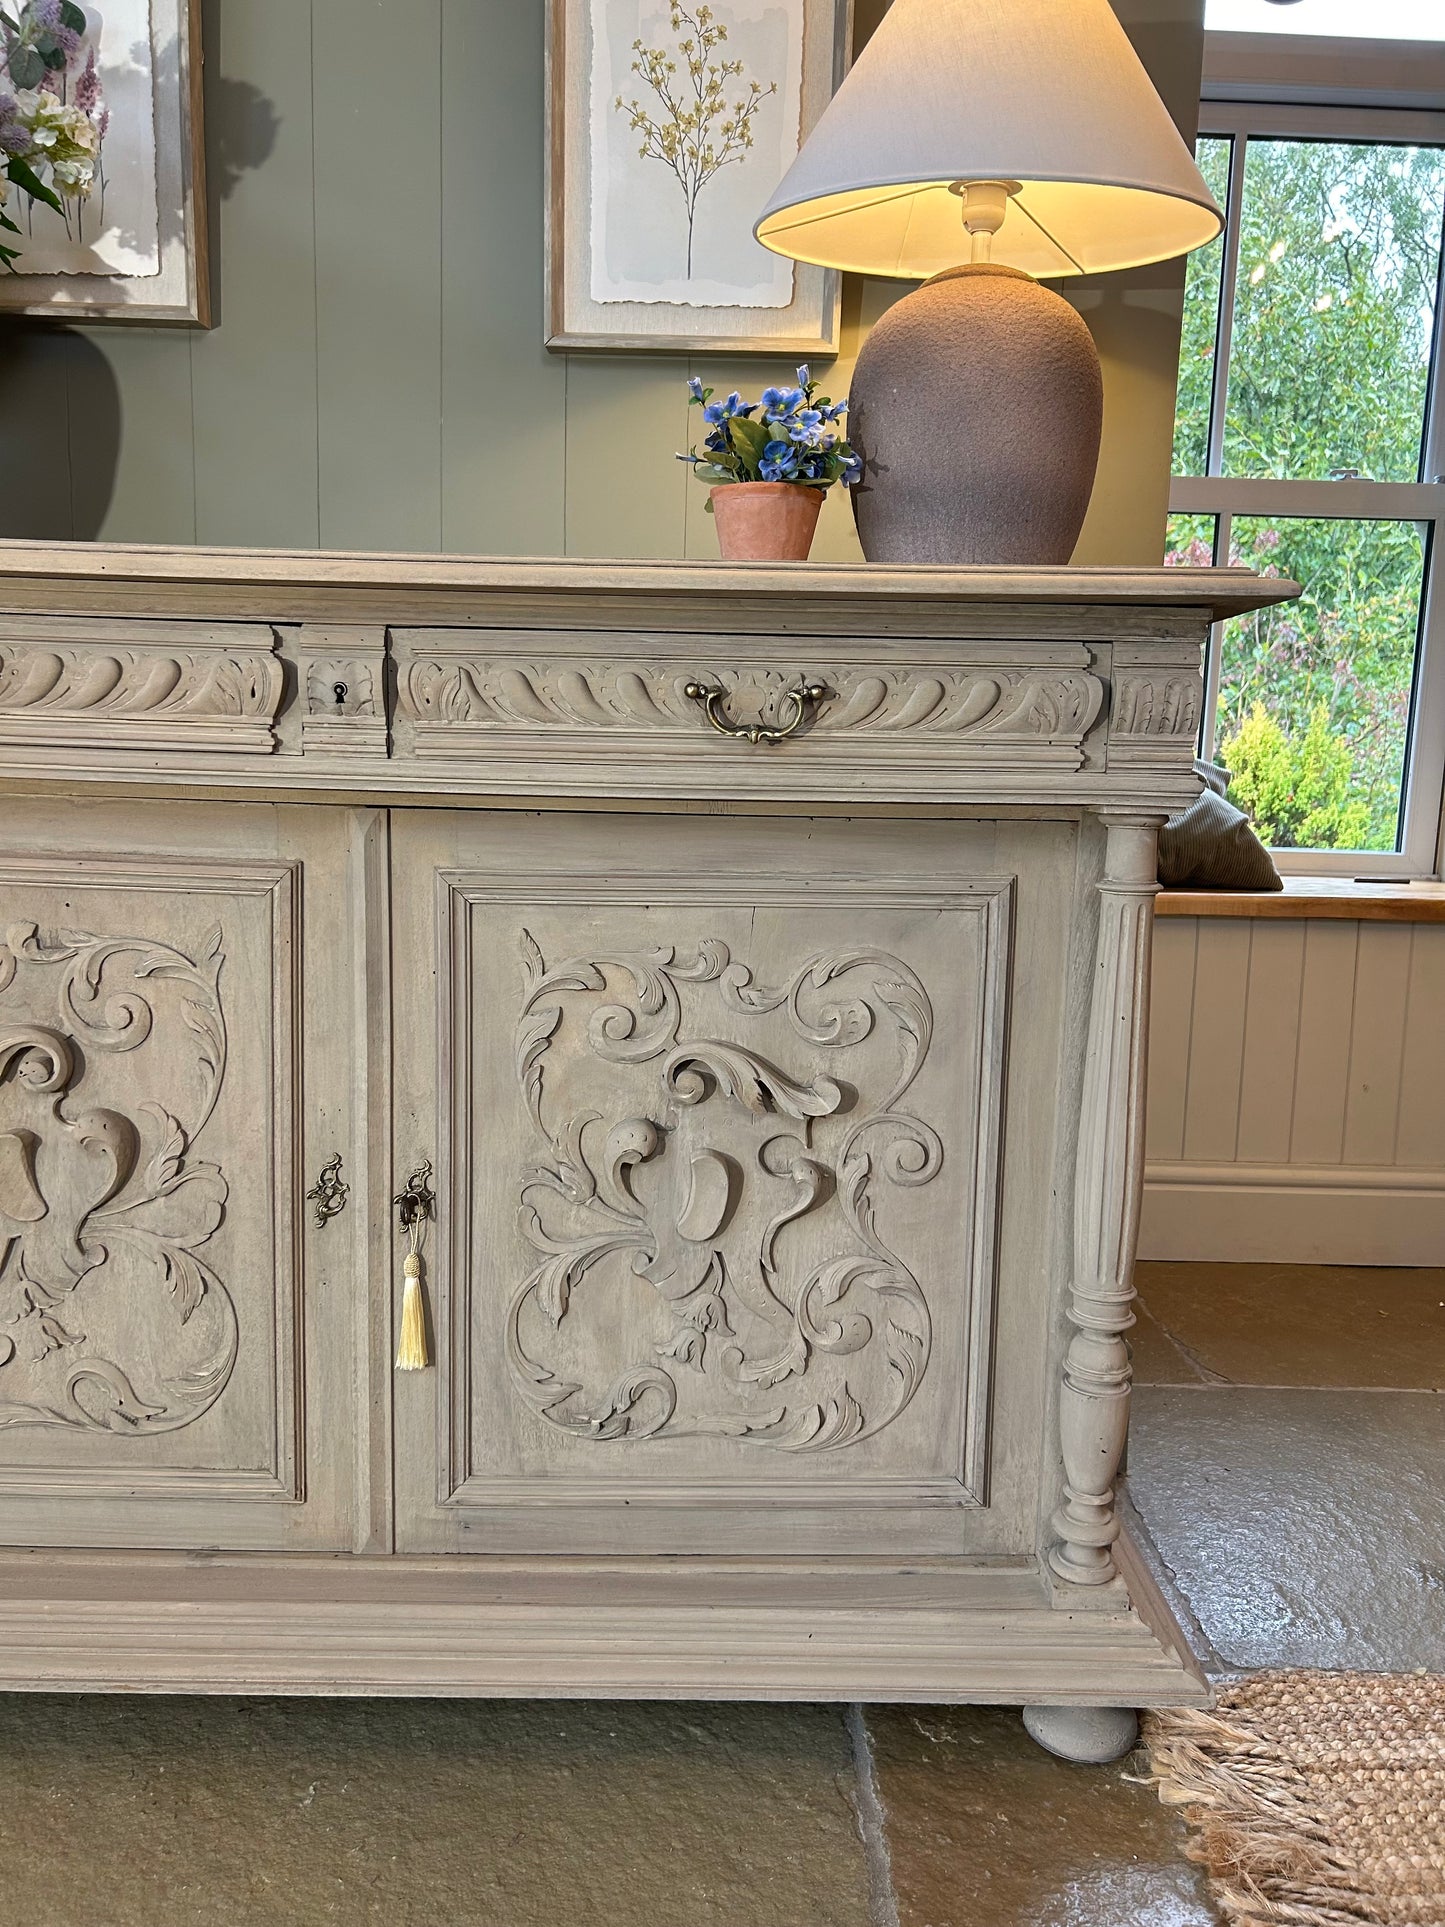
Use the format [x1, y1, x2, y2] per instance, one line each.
[786, 409, 826, 445]
[824, 399, 848, 421]
[686, 376, 705, 400]
[676, 451, 700, 464]
[840, 450, 863, 486]
[761, 384, 806, 419]
[759, 439, 802, 481]
[795, 364, 811, 389]
[702, 390, 745, 424]
[703, 427, 730, 454]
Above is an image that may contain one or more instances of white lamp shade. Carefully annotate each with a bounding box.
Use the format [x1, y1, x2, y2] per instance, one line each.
[755, 0, 1222, 279]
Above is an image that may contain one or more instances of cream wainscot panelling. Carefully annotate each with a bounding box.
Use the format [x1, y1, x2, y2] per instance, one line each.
[1142, 913, 1445, 1266]
[0, 542, 1290, 1723]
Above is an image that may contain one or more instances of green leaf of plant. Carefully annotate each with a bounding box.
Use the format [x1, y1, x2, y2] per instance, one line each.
[7, 155, 64, 215]
[42, 42, 68, 69]
[0, 208, 19, 233]
[58, 0, 87, 31]
[8, 44, 44, 86]
[726, 415, 769, 476]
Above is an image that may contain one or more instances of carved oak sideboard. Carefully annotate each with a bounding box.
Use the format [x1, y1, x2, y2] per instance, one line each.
[0, 542, 1294, 1750]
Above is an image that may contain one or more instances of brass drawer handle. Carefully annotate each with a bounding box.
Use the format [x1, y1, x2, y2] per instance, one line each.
[683, 679, 826, 746]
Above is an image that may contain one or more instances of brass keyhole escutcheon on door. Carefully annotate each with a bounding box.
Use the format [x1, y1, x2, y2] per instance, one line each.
[306, 1152, 348, 1229]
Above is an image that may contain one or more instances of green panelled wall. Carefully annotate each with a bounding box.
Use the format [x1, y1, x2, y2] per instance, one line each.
[0, 0, 1203, 566]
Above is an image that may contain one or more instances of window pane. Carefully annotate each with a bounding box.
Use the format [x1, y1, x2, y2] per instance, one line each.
[1172, 138, 1232, 479]
[1165, 512, 1219, 566]
[1222, 139, 1445, 483]
[1206, 0, 1445, 37]
[1217, 517, 1428, 852]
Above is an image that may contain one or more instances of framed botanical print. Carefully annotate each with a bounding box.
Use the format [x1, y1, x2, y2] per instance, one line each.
[546, 0, 851, 355]
[0, 0, 208, 325]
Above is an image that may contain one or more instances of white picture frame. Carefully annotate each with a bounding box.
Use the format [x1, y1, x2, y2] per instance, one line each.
[547, 0, 851, 355]
[0, 0, 208, 326]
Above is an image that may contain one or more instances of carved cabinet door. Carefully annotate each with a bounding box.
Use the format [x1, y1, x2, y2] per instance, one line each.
[392, 809, 1078, 1558]
[0, 798, 366, 1551]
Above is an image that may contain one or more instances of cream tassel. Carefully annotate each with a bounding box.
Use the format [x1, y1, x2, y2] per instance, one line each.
[396, 1226, 430, 1371]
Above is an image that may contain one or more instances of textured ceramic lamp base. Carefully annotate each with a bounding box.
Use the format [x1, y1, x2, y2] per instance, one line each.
[849, 264, 1104, 567]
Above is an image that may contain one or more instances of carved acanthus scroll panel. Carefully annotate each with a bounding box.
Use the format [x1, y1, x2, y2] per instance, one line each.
[0, 852, 303, 1522]
[423, 834, 1012, 1556]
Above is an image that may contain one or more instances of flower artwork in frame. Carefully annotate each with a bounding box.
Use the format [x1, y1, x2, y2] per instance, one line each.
[0, 0, 207, 324]
[547, 0, 850, 354]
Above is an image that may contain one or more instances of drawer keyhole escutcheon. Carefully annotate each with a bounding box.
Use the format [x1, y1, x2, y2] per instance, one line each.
[683, 678, 827, 747]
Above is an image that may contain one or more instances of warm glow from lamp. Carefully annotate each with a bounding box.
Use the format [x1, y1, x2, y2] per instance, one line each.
[755, 0, 1222, 281]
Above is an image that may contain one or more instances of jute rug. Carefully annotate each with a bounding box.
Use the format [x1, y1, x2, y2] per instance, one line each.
[1144, 1672, 1445, 1927]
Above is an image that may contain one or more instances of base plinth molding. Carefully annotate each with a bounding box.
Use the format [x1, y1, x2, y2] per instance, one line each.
[0, 1547, 1208, 1703]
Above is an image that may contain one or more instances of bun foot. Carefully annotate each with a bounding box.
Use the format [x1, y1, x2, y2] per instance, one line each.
[1022, 1704, 1139, 1763]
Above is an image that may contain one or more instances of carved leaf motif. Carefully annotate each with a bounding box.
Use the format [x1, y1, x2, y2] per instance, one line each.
[0, 923, 237, 1434]
[663, 1041, 843, 1120]
[519, 928, 546, 994]
[517, 1003, 562, 1131]
[508, 931, 947, 1453]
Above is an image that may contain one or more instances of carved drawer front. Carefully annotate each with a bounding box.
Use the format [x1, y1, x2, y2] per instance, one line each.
[389, 628, 1110, 800]
[0, 800, 361, 1551]
[390, 811, 1049, 1559]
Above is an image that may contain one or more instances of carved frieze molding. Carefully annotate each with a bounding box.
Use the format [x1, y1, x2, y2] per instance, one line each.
[1107, 642, 1205, 774]
[0, 615, 283, 756]
[392, 644, 1105, 769]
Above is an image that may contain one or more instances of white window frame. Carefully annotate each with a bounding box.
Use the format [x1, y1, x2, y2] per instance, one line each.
[1176, 75, 1445, 878]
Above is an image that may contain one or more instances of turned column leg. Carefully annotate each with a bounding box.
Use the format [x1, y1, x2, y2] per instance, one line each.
[1049, 814, 1160, 1589]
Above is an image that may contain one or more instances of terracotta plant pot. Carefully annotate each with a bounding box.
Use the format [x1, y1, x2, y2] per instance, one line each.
[709, 482, 825, 562]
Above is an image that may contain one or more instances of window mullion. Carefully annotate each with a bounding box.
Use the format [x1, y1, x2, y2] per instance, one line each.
[1200, 509, 1232, 767]
[1397, 522, 1445, 872]
[1206, 132, 1248, 479]
[1422, 194, 1445, 485]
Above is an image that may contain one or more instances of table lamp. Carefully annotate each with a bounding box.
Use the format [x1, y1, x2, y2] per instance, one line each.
[755, 0, 1222, 565]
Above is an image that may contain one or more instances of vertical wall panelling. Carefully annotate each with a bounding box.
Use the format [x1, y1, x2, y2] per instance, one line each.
[74, 330, 198, 544]
[1289, 921, 1360, 1167]
[440, 0, 566, 557]
[562, 357, 690, 559]
[1233, 920, 1305, 1162]
[312, 0, 443, 552]
[1341, 924, 1413, 1166]
[1397, 930, 1445, 1168]
[1144, 916, 1197, 1161]
[1143, 917, 1445, 1264]
[191, 0, 320, 549]
[1179, 919, 1250, 1163]
[0, 0, 1203, 570]
[0, 329, 75, 539]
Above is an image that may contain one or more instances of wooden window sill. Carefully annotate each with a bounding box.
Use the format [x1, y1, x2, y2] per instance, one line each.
[1156, 877, 1445, 922]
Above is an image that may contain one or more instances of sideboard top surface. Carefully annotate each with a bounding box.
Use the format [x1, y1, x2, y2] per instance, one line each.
[0, 541, 1298, 811]
[0, 538, 1297, 627]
